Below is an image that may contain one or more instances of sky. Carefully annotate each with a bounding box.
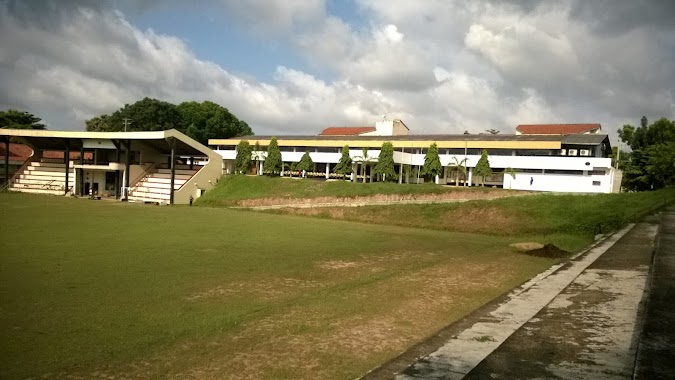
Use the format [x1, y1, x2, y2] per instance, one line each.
[1, 0, 674, 138]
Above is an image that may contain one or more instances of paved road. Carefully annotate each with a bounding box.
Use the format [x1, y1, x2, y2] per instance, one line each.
[633, 206, 675, 379]
[362, 210, 675, 380]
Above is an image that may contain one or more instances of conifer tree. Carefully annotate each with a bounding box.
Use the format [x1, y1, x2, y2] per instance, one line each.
[474, 149, 493, 186]
[333, 145, 353, 179]
[421, 143, 443, 183]
[234, 140, 252, 174]
[296, 150, 314, 177]
[263, 137, 282, 175]
[373, 142, 397, 181]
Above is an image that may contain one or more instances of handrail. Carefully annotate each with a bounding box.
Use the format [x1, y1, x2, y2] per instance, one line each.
[1, 157, 34, 191]
[41, 180, 55, 189]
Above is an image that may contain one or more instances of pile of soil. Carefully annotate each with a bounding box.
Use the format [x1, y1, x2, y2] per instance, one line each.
[524, 243, 570, 259]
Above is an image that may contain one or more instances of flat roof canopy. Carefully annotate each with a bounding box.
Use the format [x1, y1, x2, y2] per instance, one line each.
[0, 129, 213, 157]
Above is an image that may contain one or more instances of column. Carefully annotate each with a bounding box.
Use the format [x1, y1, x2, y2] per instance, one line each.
[124, 140, 131, 200]
[169, 138, 176, 205]
[280, 162, 285, 177]
[3, 138, 9, 188]
[259, 160, 263, 175]
[64, 146, 70, 195]
[325, 163, 330, 179]
[114, 140, 120, 199]
[468, 168, 473, 187]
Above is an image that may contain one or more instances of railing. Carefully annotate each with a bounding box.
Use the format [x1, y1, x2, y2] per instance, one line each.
[0, 157, 34, 192]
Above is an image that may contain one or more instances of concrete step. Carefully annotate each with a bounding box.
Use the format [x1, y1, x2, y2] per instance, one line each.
[9, 187, 64, 195]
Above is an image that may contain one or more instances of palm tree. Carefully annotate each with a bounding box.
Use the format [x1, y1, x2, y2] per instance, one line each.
[504, 167, 517, 189]
[448, 157, 468, 187]
[354, 147, 375, 183]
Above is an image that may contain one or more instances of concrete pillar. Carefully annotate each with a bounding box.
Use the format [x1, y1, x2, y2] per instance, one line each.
[280, 162, 284, 177]
[325, 164, 330, 179]
[468, 168, 473, 187]
[435, 174, 439, 185]
[259, 160, 263, 175]
[398, 164, 403, 184]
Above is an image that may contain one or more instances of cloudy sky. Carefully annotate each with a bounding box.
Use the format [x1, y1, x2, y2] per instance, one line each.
[1, 0, 673, 137]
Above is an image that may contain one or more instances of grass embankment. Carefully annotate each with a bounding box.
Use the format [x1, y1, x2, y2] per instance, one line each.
[0, 193, 554, 380]
[273, 189, 675, 252]
[195, 175, 496, 207]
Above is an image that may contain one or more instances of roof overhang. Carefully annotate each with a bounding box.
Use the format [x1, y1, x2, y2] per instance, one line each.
[0, 129, 220, 158]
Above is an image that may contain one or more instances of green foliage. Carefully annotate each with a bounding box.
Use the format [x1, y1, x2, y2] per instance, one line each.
[474, 150, 492, 186]
[0, 109, 46, 130]
[333, 145, 353, 179]
[84, 98, 252, 145]
[234, 140, 252, 174]
[373, 142, 397, 181]
[263, 137, 282, 175]
[421, 143, 443, 181]
[618, 117, 675, 190]
[448, 157, 467, 187]
[177, 100, 252, 145]
[296, 151, 314, 174]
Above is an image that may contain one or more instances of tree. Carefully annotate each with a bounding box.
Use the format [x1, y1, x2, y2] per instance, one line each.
[263, 137, 282, 175]
[333, 145, 353, 180]
[0, 109, 46, 129]
[448, 157, 467, 187]
[234, 140, 252, 174]
[252, 141, 262, 175]
[178, 100, 253, 145]
[296, 151, 314, 177]
[373, 142, 397, 182]
[618, 117, 675, 190]
[421, 143, 443, 183]
[485, 129, 500, 135]
[474, 149, 492, 186]
[504, 167, 517, 189]
[354, 147, 374, 183]
[85, 98, 253, 145]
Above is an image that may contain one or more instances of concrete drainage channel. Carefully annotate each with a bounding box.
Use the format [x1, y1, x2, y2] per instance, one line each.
[362, 215, 664, 380]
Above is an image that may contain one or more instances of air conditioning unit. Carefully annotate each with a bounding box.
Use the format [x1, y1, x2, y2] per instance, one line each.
[580, 149, 590, 156]
[568, 149, 577, 156]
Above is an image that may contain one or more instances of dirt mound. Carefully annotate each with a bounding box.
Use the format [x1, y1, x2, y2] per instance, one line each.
[509, 242, 544, 251]
[524, 243, 570, 259]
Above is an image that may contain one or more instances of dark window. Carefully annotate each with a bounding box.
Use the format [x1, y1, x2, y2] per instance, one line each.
[517, 169, 542, 174]
[593, 181, 601, 186]
[589, 170, 606, 176]
[545, 169, 584, 175]
[316, 147, 340, 153]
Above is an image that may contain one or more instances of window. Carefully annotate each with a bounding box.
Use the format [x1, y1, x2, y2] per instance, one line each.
[545, 169, 584, 175]
[316, 147, 340, 153]
[593, 181, 601, 186]
[589, 170, 605, 176]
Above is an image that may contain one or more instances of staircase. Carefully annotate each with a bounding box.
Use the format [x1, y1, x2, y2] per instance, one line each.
[10, 162, 74, 195]
[128, 167, 199, 204]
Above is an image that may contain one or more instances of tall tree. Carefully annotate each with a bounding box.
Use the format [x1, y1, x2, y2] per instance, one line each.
[421, 143, 443, 183]
[234, 140, 252, 174]
[474, 149, 493, 186]
[296, 151, 314, 177]
[333, 145, 353, 179]
[373, 142, 397, 182]
[355, 147, 374, 183]
[177, 100, 252, 145]
[0, 109, 46, 129]
[252, 141, 262, 175]
[263, 137, 282, 175]
[448, 156, 467, 187]
[618, 117, 675, 190]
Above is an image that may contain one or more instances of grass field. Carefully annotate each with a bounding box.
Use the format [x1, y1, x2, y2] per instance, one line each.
[272, 189, 675, 252]
[195, 175, 497, 207]
[0, 193, 556, 380]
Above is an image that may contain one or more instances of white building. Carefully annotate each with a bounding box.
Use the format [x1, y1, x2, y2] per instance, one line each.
[210, 122, 619, 194]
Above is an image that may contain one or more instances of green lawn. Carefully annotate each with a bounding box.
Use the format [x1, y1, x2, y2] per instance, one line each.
[272, 189, 675, 252]
[195, 175, 497, 207]
[0, 193, 555, 380]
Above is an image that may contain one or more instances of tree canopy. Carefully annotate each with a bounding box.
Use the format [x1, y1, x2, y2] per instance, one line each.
[234, 140, 252, 174]
[373, 142, 397, 181]
[296, 151, 314, 175]
[421, 143, 443, 181]
[333, 145, 353, 179]
[85, 97, 253, 145]
[0, 109, 46, 130]
[618, 117, 675, 190]
[474, 149, 492, 186]
[263, 137, 282, 175]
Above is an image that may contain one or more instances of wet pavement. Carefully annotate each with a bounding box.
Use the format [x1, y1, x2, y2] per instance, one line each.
[363, 209, 675, 380]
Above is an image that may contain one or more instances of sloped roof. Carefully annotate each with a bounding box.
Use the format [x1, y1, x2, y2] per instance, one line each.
[320, 126, 376, 136]
[516, 124, 601, 135]
[0, 143, 33, 161]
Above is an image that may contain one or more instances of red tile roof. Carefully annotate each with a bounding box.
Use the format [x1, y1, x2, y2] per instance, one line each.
[516, 124, 601, 135]
[0, 143, 33, 161]
[320, 126, 376, 136]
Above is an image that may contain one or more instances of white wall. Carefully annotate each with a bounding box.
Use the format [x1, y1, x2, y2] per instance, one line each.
[505, 172, 612, 193]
